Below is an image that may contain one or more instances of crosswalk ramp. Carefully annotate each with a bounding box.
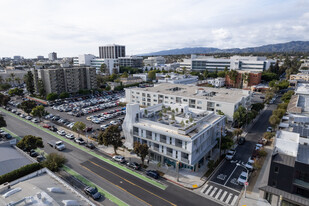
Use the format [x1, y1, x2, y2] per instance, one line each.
[201, 183, 239, 206]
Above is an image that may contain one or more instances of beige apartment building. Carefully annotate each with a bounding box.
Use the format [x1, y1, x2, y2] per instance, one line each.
[32, 67, 97, 94]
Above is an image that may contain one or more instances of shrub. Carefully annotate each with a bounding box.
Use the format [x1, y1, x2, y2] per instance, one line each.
[258, 149, 267, 157]
[0, 163, 42, 184]
[42, 153, 67, 172]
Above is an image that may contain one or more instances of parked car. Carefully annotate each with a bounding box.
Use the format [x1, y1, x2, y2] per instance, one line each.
[146, 170, 159, 179]
[57, 130, 66, 136]
[48, 141, 66, 151]
[83, 186, 101, 200]
[31, 118, 39, 123]
[86, 142, 95, 149]
[49, 126, 57, 132]
[225, 149, 236, 160]
[25, 116, 32, 120]
[245, 159, 255, 171]
[238, 137, 246, 145]
[20, 113, 26, 118]
[127, 162, 141, 170]
[237, 171, 248, 185]
[112, 155, 125, 163]
[43, 124, 51, 129]
[65, 133, 75, 140]
[266, 127, 272, 132]
[258, 138, 268, 145]
[75, 137, 85, 144]
[29, 149, 39, 157]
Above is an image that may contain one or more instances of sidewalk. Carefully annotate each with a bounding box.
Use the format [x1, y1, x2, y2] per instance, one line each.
[238, 145, 272, 206]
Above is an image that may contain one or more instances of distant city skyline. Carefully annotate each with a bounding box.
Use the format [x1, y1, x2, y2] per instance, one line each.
[0, 0, 309, 58]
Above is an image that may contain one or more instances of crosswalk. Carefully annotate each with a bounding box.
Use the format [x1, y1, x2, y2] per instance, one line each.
[201, 183, 239, 206]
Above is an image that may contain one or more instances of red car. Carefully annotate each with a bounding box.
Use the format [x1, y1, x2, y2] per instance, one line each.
[43, 124, 51, 129]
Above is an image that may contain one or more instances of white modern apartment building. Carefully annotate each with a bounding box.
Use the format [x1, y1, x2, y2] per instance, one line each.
[73, 55, 119, 74]
[191, 55, 275, 72]
[143, 56, 166, 67]
[125, 83, 252, 121]
[122, 103, 226, 171]
[99, 44, 125, 59]
[133, 73, 149, 82]
[198, 78, 226, 87]
[48, 52, 57, 61]
[156, 73, 198, 85]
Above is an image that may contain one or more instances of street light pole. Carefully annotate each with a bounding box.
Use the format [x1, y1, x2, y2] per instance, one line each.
[237, 163, 249, 198]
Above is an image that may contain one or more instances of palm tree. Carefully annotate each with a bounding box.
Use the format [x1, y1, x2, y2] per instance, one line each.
[6, 77, 12, 84]
[10, 73, 15, 85]
[15, 77, 21, 85]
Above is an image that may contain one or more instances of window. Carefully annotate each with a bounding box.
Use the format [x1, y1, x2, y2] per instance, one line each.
[197, 106, 202, 109]
[170, 97, 174, 100]
[142, 93, 145, 97]
[216, 104, 220, 107]
[274, 166, 279, 173]
[165, 96, 169, 99]
[183, 99, 188, 102]
[272, 180, 277, 187]
[265, 192, 272, 204]
[197, 100, 202, 104]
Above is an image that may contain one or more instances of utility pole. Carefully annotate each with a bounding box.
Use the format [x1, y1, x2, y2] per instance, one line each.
[176, 161, 180, 182]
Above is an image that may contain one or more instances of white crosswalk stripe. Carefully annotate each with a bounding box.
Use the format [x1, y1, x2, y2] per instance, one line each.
[201, 183, 240, 206]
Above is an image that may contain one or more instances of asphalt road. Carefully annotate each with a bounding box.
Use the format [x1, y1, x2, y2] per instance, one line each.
[1, 110, 220, 206]
[210, 99, 279, 192]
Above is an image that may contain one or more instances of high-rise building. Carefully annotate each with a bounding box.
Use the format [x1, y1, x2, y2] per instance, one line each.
[99, 44, 125, 59]
[32, 67, 97, 94]
[37, 56, 44, 60]
[48, 52, 57, 61]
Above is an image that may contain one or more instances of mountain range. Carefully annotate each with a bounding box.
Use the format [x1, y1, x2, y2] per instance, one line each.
[140, 41, 309, 56]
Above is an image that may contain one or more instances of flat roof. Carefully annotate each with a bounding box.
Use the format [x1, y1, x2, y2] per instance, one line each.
[129, 83, 250, 104]
[275, 130, 299, 157]
[295, 83, 309, 95]
[0, 143, 33, 176]
[297, 144, 309, 165]
[0, 169, 94, 206]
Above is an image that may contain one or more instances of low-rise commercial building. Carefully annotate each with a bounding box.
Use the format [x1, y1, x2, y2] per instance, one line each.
[198, 78, 226, 87]
[259, 130, 309, 206]
[32, 67, 97, 94]
[122, 103, 225, 171]
[73, 55, 119, 74]
[125, 83, 252, 121]
[133, 73, 149, 82]
[225, 71, 262, 89]
[156, 73, 198, 85]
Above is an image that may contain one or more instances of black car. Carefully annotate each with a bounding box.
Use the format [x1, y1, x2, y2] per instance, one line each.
[86, 142, 95, 149]
[84, 186, 101, 200]
[238, 137, 246, 145]
[146, 170, 159, 179]
[29, 149, 39, 157]
[127, 162, 141, 170]
[49, 126, 57, 132]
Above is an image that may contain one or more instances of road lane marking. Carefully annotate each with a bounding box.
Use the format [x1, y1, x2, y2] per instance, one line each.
[87, 160, 177, 206]
[225, 193, 233, 204]
[215, 189, 222, 199]
[220, 191, 227, 201]
[0, 108, 167, 190]
[231, 195, 238, 206]
[81, 165, 151, 206]
[224, 166, 238, 186]
[205, 185, 213, 195]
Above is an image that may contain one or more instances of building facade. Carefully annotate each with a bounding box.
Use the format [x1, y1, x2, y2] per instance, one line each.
[225, 71, 262, 89]
[32, 67, 97, 94]
[125, 83, 252, 121]
[259, 130, 309, 206]
[122, 103, 226, 171]
[48, 52, 57, 61]
[118, 56, 143, 68]
[143, 56, 166, 67]
[156, 73, 198, 85]
[99, 44, 125, 59]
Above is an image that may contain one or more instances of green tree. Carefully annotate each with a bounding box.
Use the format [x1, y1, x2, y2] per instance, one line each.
[217, 110, 225, 115]
[8, 88, 24, 96]
[100, 63, 108, 74]
[217, 71, 226, 78]
[261, 72, 278, 82]
[233, 106, 247, 128]
[233, 128, 243, 140]
[203, 69, 209, 79]
[31, 105, 48, 121]
[0, 93, 10, 106]
[121, 72, 129, 78]
[46, 93, 58, 101]
[19, 100, 37, 115]
[15, 77, 21, 85]
[133, 142, 149, 166]
[0, 115, 6, 127]
[273, 109, 286, 119]
[59, 92, 69, 99]
[263, 132, 275, 140]
[25, 71, 34, 95]
[148, 70, 156, 81]
[251, 103, 265, 112]
[72, 121, 86, 138]
[281, 90, 294, 103]
[277, 102, 288, 110]
[42, 153, 67, 172]
[98, 125, 122, 154]
[220, 137, 234, 154]
[16, 135, 44, 151]
[37, 79, 46, 97]
[269, 115, 280, 129]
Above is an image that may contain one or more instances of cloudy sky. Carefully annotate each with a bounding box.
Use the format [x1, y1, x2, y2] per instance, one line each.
[0, 0, 309, 58]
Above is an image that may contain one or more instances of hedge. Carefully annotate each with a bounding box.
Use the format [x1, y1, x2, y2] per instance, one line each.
[0, 163, 42, 184]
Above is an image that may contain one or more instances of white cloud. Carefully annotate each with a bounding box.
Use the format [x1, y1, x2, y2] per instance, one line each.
[0, 0, 308, 57]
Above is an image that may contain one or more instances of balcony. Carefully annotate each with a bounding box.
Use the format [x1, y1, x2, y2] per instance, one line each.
[153, 147, 159, 152]
[166, 152, 173, 157]
[146, 135, 152, 140]
[181, 157, 189, 164]
[133, 131, 139, 136]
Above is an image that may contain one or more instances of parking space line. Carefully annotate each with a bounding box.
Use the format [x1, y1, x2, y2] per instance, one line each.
[224, 165, 238, 186]
[219, 191, 227, 201]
